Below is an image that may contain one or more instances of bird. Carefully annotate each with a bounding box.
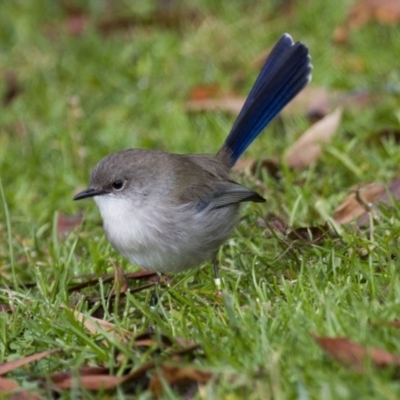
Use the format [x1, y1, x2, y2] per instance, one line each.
[73, 33, 312, 286]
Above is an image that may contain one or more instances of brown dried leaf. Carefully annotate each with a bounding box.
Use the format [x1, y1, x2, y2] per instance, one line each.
[97, 8, 200, 35]
[250, 158, 281, 180]
[47, 338, 202, 393]
[66, 13, 88, 36]
[232, 158, 255, 171]
[370, 319, 400, 328]
[2, 72, 23, 107]
[377, 177, 400, 202]
[134, 331, 199, 357]
[313, 334, 400, 372]
[73, 311, 133, 343]
[333, 0, 400, 43]
[287, 224, 330, 244]
[54, 374, 125, 390]
[189, 84, 222, 101]
[282, 86, 334, 120]
[0, 376, 41, 400]
[184, 96, 245, 115]
[50, 366, 110, 384]
[284, 107, 342, 170]
[284, 87, 377, 120]
[9, 391, 41, 400]
[173, 337, 198, 350]
[373, 0, 400, 23]
[149, 364, 213, 397]
[264, 213, 289, 237]
[339, 90, 381, 110]
[0, 304, 11, 313]
[48, 362, 155, 391]
[0, 376, 19, 391]
[367, 128, 400, 145]
[134, 331, 174, 349]
[0, 349, 61, 376]
[57, 212, 83, 235]
[333, 182, 386, 224]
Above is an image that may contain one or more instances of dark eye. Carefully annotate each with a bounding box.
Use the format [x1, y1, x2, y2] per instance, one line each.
[112, 180, 125, 191]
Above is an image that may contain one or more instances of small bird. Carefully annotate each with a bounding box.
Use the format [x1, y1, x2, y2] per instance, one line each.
[74, 34, 312, 285]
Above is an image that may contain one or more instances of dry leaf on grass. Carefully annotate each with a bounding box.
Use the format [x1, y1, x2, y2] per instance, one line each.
[134, 331, 197, 352]
[313, 334, 400, 372]
[370, 319, 400, 328]
[284, 107, 342, 170]
[97, 7, 200, 35]
[0, 376, 19, 391]
[262, 214, 334, 248]
[149, 364, 213, 398]
[48, 361, 154, 391]
[57, 212, 83, 235]
[47, 340, 202, 393]
[73, 311, 133, 344]
[264, 213, 289, 237]
[0, 376, 41, 400]
[0, 349, 61, 376]
[233, 158, 256, 171]
[44, 5, 200, 39]
[334, 0, 400, 43]
[2, 72, 23, 107]
[366, 128, 400, 145]
[375, 177, 400, 203]
[188, 84, 222, 101]
[184, 79, 244, 114]
[65, 10, 88, 36]
[333, 183, 384, 224]
[0, 304, 11, 313]
[287, 224, 331, 244]
[282, 86, 334, 120]
[333, 179, 400, 225]
[54, 374, 126, 390]
[49, 366, 110, 384]
[185, 96, 245, 115]
[284, 87, 380, 120]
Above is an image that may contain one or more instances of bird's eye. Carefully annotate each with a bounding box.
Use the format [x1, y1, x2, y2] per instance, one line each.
[112, 180, 125, 191]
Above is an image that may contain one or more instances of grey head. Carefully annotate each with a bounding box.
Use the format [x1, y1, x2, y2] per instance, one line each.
[73, 149, 176, 202]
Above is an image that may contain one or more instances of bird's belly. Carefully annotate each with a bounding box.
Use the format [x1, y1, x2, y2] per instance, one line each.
[95, 196, 239, 274]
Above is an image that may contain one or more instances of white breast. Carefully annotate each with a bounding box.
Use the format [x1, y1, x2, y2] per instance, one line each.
[94, 193, 239, 274]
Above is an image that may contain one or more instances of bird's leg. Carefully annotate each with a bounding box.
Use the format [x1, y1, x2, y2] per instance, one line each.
[149, 272, 161, 308]
[212, 254, 221, 291]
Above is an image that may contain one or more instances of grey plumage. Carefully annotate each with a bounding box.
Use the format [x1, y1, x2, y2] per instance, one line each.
[80, 149, 263, 273]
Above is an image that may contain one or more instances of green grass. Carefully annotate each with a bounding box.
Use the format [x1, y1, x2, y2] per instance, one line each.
[1, 0, 400, 398]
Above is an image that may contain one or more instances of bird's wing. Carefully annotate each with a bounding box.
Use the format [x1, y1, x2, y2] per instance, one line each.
[206, 182, 265, 209]
[170, 154, 264, 208]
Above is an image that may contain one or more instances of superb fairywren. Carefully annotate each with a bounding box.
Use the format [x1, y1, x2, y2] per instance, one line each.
[74, 34, 312, 285]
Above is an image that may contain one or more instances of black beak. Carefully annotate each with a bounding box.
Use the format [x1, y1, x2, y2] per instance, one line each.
[73, 188, 107, 201]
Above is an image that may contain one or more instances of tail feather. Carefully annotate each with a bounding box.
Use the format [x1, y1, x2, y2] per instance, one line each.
[238, 34, 297, 117]
[218, 33, 312, 167]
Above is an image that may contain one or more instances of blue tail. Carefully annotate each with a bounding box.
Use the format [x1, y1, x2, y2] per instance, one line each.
[218, 34, 312, 167]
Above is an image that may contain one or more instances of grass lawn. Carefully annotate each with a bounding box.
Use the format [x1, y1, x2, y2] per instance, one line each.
[1, 0, 400, 398]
